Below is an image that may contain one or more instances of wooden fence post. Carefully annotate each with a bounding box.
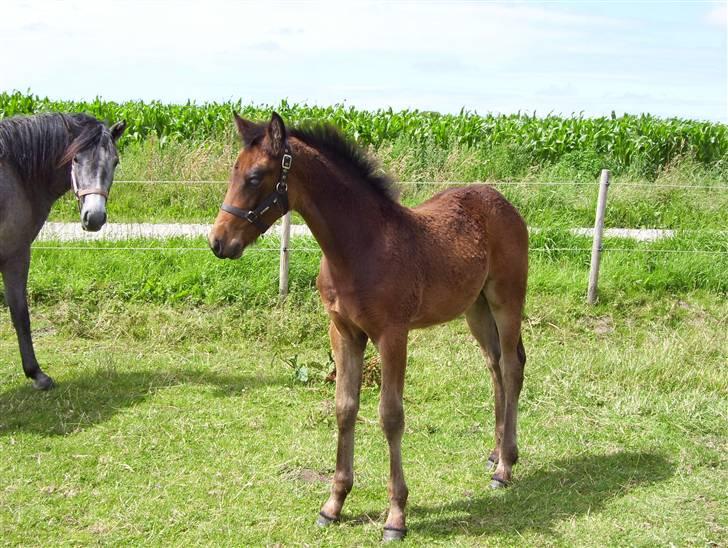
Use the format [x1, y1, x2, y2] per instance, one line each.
[278, 212, 291, 300]
[587, 169, 611, 304]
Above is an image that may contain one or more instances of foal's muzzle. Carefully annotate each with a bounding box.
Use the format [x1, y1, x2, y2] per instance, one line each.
[208, 234, 243, 259]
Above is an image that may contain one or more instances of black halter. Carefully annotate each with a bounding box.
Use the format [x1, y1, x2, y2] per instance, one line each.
[220, 148, 292, 233]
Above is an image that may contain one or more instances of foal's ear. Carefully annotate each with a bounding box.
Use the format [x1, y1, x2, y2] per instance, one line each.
[233, 112, 260, 147]
[110, 121, 127, 142]
[266, 112, 287, 157]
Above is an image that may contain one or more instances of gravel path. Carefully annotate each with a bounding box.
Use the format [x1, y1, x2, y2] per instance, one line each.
[38, 222, 683, 242]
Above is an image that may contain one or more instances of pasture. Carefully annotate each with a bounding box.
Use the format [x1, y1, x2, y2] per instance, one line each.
[1, 96, 727, 544]
[1, 236, 726, 545]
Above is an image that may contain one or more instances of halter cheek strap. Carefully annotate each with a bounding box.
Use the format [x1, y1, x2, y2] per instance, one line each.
[220, 148, 292, 234]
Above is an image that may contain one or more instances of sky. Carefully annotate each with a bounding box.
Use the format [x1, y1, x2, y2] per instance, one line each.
[1, 0, 726, 121]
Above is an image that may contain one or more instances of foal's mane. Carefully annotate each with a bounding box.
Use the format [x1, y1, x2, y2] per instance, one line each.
[291, 125, 399, 202]
[0, 113, 107, 184]
[244, 121, 398, 202]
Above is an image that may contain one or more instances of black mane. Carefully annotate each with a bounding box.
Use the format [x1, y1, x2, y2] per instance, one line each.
[291, 125, 399, 202]
[0, 113, 106, 184]
[242, 121, 398, 202]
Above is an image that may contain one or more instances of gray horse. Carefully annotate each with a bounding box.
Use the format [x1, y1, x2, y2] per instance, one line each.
[0, 113, 125, 389]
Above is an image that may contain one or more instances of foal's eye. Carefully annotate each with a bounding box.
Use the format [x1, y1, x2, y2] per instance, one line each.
[247, 176, 261, 187]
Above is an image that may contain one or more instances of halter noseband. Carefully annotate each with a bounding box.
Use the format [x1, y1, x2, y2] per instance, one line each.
[220, 148, 292, 233]
[71, 164, 109, 211]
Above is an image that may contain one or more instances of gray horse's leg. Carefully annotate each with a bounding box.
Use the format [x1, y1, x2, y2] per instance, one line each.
[2, 249, 54, 390]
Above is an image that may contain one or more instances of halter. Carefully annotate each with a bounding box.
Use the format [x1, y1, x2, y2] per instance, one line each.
[71, 163, 109, 211]
[220, 148, 292, 233]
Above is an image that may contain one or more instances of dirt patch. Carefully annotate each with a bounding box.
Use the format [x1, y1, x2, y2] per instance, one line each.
[294, 468, 330, 484]
[591, 315, 614, 336]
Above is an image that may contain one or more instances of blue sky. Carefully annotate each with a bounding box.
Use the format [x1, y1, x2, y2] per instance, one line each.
[1, 1, 726, 120]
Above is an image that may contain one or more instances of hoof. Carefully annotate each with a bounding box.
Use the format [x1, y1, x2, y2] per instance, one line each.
[486, 456, 498, 471]
[383, 525, 407, 542]
[489, 477, 509, 490]
[32, 373, 54, 391]
[316, 511, 339, 528]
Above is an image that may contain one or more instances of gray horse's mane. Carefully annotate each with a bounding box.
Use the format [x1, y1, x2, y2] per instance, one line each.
[0, 113, 107, 184]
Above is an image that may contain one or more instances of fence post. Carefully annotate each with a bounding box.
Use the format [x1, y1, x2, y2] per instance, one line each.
[587, 169, 611, 304]
[278, 212, 292, 300]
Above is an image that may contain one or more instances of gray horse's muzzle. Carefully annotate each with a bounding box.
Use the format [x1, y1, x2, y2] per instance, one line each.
[80, 194, 107, 232]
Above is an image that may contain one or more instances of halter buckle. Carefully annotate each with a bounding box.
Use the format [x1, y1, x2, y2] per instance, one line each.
[281, 153, 292, 170]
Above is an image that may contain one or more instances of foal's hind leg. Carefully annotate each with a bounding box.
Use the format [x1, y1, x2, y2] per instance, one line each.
[465, 294, 504, 471]
[1, 250, 54, 390]
[318, 321, 367, 526]
[485, 280, 526, 488]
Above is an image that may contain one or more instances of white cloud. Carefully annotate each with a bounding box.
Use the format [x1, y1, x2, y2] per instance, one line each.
[705, 3, 727, 27]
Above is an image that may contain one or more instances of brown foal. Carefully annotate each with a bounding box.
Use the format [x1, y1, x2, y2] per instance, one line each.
[209, 113, 528, 541]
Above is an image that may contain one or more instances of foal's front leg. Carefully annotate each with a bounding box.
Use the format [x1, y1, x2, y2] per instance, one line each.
[1, 250, 54, 390]
[377, 329, 409, 541]
[317, 321, 366, 526]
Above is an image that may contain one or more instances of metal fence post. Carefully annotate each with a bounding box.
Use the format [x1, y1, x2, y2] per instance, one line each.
[278, 212, 291, 300]
[587, 169, 611, 304]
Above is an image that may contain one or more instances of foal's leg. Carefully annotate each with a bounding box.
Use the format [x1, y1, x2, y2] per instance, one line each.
[1, 250, 54, 390]
[485, 284, 526, 488]
[377, 330, 409, 541]
[318, 321, 366, 526]
[464, 294, 504, 471]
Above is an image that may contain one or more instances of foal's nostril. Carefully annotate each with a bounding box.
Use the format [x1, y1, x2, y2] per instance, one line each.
[211, 238, 223, 257]
[82, 210, 89, 225]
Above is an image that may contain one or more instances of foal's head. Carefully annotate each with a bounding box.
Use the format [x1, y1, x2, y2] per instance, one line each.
[209, 112, 290, 259]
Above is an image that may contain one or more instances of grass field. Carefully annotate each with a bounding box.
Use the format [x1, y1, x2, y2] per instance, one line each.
[1, 237, 726, 545]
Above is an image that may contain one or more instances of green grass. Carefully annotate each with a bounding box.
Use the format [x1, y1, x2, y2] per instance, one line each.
[1, 238, 726, 545]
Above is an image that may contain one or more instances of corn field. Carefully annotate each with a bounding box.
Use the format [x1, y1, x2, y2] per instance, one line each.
[1, 90, 726, 176]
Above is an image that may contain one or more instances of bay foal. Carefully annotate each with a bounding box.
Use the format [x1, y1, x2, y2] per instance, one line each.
[209, 113, 528, 541]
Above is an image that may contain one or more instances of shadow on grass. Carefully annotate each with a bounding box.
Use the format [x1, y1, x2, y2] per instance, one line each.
[399, 451, 673, 540]
[0, 367, 283, 436]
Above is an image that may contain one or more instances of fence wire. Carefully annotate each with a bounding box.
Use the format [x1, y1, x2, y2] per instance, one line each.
[30, 245, 728, 255]
[113, 180, 728, 190]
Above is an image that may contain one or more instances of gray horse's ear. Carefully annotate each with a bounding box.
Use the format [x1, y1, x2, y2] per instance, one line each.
[110, 121, 126, 142]
[266, 112, 287, 157]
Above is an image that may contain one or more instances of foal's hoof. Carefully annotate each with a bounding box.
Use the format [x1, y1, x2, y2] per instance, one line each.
[489, 476, 509, 489]
[32, 373, 54, 391]
[316, 511, 339, 528]
[382, 525, 407, 542]
[486, 456, 498, 471]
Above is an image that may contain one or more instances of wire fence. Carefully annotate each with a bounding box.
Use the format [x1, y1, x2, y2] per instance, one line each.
[31, 172, 728, 303]
[29, 245, 728, 255]
[112, 179, 728, 190]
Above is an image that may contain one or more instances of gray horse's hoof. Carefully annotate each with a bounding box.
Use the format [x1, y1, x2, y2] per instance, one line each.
[383, 526, 407, 542]
[32, 373, 54, 391]
[486, 456, 498, 471]
[489, 477, 509, 489]
[316, 512, 338, 528]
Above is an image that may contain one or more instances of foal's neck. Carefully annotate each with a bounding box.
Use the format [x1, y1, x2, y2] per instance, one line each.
[290, 143, 405, 269]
